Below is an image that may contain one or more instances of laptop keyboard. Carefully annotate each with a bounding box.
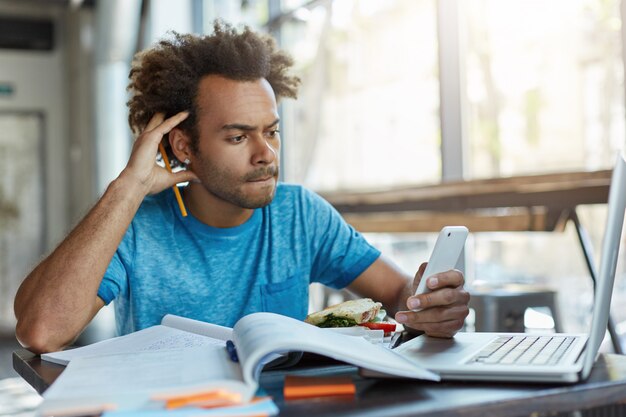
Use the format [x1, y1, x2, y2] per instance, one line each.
[471, 335, 577, 366]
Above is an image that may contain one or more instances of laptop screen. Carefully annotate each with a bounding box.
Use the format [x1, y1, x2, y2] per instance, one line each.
[581, 152, 626, 379]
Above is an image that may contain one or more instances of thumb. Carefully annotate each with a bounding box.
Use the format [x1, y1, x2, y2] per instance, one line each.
[172, 170, 199, 184]
[412, 262, 428, 293]
[416, 262, 427, 279]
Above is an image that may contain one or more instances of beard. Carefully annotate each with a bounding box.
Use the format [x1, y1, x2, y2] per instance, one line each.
[194, 160, 279, 209]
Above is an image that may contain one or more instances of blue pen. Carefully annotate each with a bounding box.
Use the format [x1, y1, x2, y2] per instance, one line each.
[226, 340, 239, 363]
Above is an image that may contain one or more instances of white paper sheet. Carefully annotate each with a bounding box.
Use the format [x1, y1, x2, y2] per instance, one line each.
[42, 325, 227, 366]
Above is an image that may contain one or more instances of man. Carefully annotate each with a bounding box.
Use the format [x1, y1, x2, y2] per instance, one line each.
[14, 21, 469, 353]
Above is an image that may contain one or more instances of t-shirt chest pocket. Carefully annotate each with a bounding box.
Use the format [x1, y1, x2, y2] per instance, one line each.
[260, 276, 308, 321]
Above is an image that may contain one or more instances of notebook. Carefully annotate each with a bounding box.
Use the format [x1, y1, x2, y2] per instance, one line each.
[394, 152, 626, 383]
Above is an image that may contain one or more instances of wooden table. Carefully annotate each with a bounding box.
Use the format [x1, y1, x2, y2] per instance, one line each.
[321, 169, 612, 233]
[13, 348, 626, 417]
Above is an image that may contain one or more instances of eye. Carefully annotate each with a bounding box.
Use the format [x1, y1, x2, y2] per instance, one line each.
[266, 129, 280, 139]
[229, 135, 246, 144]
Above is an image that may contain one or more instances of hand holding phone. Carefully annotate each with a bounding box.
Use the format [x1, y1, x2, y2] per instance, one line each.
[414, 226, 469, 296]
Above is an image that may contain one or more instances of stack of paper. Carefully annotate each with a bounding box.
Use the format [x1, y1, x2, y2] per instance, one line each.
[40, 346, 277, 417]
[101, 397, 278, 417]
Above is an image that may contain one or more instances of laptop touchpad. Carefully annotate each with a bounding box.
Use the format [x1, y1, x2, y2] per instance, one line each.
[413, 337, 469, 354]
[397, 334, 491, 364]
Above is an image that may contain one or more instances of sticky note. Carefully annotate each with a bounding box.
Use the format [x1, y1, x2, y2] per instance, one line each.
[283, 375, 356, 400]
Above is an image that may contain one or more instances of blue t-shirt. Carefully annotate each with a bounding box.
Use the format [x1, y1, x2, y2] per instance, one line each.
[98, 183, 380, 335]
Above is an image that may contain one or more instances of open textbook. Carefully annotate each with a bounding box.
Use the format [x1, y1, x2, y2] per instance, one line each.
[40, 312, 438, 417]
[43, 313, 385, 366]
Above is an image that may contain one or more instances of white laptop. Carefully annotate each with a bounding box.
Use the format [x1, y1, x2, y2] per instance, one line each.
[394, 152, 626, 383]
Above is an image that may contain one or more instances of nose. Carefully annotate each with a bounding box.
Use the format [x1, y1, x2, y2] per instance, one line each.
[251, 136, 277, 165]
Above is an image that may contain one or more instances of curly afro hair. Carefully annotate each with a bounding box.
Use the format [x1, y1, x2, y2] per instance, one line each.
[127, 20, 300, 166]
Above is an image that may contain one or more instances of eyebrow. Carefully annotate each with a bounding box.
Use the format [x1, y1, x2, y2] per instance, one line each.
[221, 118, 280, 132]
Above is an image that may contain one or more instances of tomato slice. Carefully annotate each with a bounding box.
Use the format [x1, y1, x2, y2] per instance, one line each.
[358, 321, 397, 333]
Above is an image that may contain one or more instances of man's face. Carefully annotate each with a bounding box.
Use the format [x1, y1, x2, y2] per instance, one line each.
[190, 75, 281, 209]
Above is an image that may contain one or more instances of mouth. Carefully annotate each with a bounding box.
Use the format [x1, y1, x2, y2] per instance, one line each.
[246, 167, 278, 183]
[246, 175, 277, 188]
[248, 176, 273, 182]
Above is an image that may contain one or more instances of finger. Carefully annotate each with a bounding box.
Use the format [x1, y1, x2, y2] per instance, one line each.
[416, 262, 427, 278]
[407, 285, 469, 311]
[145, 113, 165, 131]
[171, 170, 198, 184]
[420, 319, 466, 338]
[411, 262, 428, 294]
[397, 303, 469, 325]
[152, 111, 190, 136]
[137, 112, 190, 152]
[424, 269, 465, 291]
[407, 304, 470, 324]
[400, 315, 465, 338]
[421, 286, 469, 309]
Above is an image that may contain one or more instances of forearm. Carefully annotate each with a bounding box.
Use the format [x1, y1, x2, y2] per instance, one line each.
[14, 174, 146, 352]
[388, 280, 415, 315]
[347, 256, 412, 316]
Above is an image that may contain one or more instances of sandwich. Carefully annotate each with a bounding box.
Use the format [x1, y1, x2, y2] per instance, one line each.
[305, 298, 396, 334]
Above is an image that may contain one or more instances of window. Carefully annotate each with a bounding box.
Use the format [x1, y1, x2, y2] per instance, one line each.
[461, 0, 624, 178]
[457, 0, 626, 333]
[280, 0, 440, 191]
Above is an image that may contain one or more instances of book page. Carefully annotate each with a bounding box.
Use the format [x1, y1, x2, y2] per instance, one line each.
[161, 314, 233, 340]
[40, 346, 253, 417]
[42, 325, 226, 366]
[233, 312, 440, 386]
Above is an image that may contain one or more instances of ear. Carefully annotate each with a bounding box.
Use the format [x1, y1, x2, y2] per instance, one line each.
[169, 127, 193, 165]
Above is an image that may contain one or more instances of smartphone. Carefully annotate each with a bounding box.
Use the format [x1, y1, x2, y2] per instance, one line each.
[414, 226, 469, 296]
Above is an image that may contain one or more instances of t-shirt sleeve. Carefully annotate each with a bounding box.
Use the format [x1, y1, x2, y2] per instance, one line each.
[304, 189, 381, 289]
[97, 224, 134, 305]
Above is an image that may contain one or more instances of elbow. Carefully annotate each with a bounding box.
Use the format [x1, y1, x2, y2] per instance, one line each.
[14, 289, 73, 354]
[13, 284, 52, 353]
[15, 318, 67, 354]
